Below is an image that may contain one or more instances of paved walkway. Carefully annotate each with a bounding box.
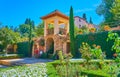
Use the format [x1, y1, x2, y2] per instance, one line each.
[0, 58, 53, 68]
[0, 65, 8, 68]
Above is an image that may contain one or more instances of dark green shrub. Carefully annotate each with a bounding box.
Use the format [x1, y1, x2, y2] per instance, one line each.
[39, 52, 47, 59]
[17, 41, 33, 57]
[0, 44, 4, 52]
[76, 30, 120, 59]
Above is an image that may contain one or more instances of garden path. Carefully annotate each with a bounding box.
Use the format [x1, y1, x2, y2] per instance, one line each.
[0, 58, 53, 67]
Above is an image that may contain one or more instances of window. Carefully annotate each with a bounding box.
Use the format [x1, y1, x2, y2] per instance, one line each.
[79, 25, 81, 28]
[79, 19, 81, 22]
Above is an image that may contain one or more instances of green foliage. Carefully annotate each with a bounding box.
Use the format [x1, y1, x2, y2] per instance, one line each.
[107, 31, 120, 63]
[46, 63, 59, 77]
[19, 24, 30, 37]
[96, 0, 115, 26]
[110, 0, 120, 26]
[69, 6, 75, 57]
[25, 18, 35, 29]
[76, 31, 120, 59]
[79, 42, 104, 69]
[17, 41, 33, 57]
[80, 42, 92, 62]
[0, 27, 21, 51]
[89, 17, 93, 24]
[39, 52, 47, 59]
[81, 25, 89, 34]
[35, 22, 44, 36]
[0, 44, 4, 52]
[56, 51, 80, 77]
[91, 45, 104, 59]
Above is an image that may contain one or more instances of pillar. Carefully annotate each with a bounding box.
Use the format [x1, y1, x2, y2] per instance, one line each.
[44, 21, 48, 36]
[66, 22, 69, 33]
[54, 19, 59, 35]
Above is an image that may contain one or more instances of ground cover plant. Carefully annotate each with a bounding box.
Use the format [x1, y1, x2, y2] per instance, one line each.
[0, 63, 47, 77]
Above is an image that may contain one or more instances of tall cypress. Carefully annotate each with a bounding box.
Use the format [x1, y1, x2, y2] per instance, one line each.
[69, 6, 75, 57]
[89, 17, 93, 24]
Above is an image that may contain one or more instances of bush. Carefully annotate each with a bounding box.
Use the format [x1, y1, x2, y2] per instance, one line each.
[75, 30, 120, 59]
[0, 44, 4, 52]
[17, 41, 33, 57]
[46, 63, 60, 77]
[39, 52, 47, 59]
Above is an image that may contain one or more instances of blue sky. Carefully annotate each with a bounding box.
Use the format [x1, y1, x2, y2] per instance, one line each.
[0, 0, 103, 27]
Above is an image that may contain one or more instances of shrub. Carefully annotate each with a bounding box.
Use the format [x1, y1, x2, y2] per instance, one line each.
[0, 44, 4, 52]
[17, 41, 33, 57]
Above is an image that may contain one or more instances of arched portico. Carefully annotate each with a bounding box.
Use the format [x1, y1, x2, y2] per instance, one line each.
[45, 38, 54, 54]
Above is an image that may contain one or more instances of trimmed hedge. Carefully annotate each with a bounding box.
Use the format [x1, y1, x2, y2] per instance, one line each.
[17, 41, 33, 57]
[75, 30, 120, 59]
[0, 54, 24, 59]
[46, 60, 115, 77]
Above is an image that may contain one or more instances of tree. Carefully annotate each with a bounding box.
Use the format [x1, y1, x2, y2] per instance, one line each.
[96, 0, 115, 26]
[0, 27, 21, 52]
[19, 24, 30, 37]
[110, 0, 120, 26]
[35, 21, 44, 36]
[69, 6, 75, 57]
[82, 13, 87, 22]
[89, 17, 93, 24]
[25, 18, 35, 30]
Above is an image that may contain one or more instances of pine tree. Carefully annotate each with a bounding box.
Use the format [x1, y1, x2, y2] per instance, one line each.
[89, 17, 93, 24]
[69, 6, 75, 57]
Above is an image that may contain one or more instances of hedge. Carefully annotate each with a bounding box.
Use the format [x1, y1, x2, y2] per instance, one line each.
[0, 54, 24, 59]
[75, 30, 120, 59]
[46, 60, 115, 77]
[17, 41, 33, 57]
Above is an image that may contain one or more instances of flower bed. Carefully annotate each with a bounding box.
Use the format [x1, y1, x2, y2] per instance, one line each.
[0, 63, 47, 77]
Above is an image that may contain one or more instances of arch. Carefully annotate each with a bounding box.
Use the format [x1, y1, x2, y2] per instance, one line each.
[46, 38, 54, 54]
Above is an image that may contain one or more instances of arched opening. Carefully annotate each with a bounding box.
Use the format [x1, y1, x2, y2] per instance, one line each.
[46, 38, 54, 54]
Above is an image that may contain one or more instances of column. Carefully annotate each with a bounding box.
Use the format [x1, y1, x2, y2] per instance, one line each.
[54, 19, 59, 35]
[66, 22, 69, 33]
[44, 21, 48, 36]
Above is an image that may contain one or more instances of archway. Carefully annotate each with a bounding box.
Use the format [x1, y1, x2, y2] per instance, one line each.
[46, 38, 54, 54]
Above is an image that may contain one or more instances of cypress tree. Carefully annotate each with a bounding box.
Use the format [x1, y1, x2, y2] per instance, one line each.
[89, 17, 93, 24]
[69, 6, 75, 57]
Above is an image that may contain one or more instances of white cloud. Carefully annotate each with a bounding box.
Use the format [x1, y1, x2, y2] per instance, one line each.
[74, 8, 94, 13]
[65, 8, 94, 15]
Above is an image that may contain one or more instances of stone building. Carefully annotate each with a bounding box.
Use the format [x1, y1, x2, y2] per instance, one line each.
[32, 10, 71, 57]
[74, 16, 95, 29]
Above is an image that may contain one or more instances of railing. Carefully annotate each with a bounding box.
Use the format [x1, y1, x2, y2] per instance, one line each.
[47, 28, 54, 35]
[59, 28, 66, 35]
[47, 28, 66, 35]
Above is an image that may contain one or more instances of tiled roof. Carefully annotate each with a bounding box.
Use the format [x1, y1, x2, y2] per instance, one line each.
[41, 10, 69, 20]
